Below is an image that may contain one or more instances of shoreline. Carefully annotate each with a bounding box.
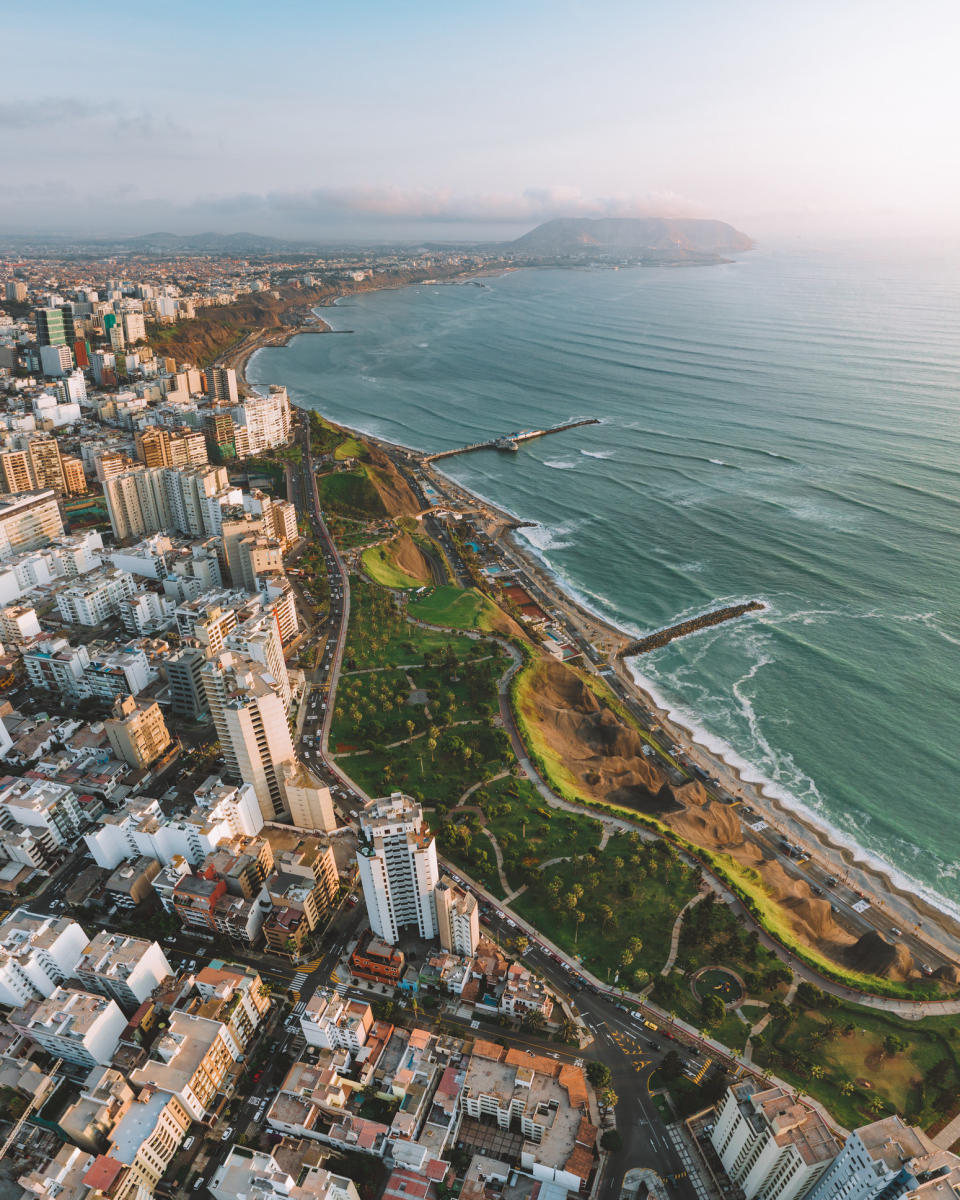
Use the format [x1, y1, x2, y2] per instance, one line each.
[244, 290, 960, 967]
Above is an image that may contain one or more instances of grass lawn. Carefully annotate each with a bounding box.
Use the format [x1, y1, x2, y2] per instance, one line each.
[361, 545, 424, 590]
[476, 776, 602, 874]
[343, 577, 480, 670]
[514, 834, 698, 984]
[409, 586, 501, 632]
[337, 722, 513, 809]
[738, 1003, 768, 1026]
[316, 468, 386, 518]
[753, 1000, 960, 1132]
[435, 827, 507, 899]
[335, 436, 370, 461]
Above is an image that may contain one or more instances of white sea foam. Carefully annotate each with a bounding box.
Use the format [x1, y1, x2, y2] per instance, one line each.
[709, 458, 727, 466]
[629, 649, 960, 926]
[581, 449, 615, 459]
[518, 522, 577, 553]
[543, 458, 579, 470]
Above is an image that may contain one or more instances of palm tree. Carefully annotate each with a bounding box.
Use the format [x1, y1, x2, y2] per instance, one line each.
[573, 910, 586, 944]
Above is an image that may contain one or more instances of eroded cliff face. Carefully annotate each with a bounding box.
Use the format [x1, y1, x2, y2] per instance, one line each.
[519, 655, 918, 978]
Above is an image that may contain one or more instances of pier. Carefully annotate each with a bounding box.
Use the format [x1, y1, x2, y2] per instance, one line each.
[619, 600, 765, 658]
[424, 417, 599, 462]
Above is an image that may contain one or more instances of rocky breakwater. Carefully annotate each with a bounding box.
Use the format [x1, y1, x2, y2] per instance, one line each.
[619, 600, 765, 658]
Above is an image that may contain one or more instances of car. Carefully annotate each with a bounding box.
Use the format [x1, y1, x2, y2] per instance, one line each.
[890, 927, 903, 938]
[253, 1070, 262, 1081]
[220, 1126, 233, 1140]
[188, 960, 197, 971]
[193, 1177, 206, 1190]
[183, 1136, 194, 1150]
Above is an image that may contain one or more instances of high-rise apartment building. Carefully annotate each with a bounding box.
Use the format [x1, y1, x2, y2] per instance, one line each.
[201, 651, 296, 819]
[135, 426, 208, 469]
[435, 875, 480, 956]
[357, 793, 439, 944]
[230, 386, 291, 456]
[804, 1116, 955, 1200]
[5, 280, 27, 303]
[711, 1082, 838, 1200]
[280, 762, 336, 832]
[34, 305, 75, 347]
[26, 435, 66, 492]
[61, 456, 87, 494]
[208, 366, 239, 406]
[166, 645, 208, 719]
[0, 490, 64, 561]
[102, 468, 169, 542]
[0, 450, 33, 494]
[104, 694, 172, 769]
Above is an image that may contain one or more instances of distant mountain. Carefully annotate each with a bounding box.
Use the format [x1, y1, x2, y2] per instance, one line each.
[509, 217, 753, 260]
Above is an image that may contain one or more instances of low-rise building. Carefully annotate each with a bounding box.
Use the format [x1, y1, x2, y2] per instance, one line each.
[104, 854, 162, 908]
[209, 1145, 361, 1200]
[349, 930, 405, 986]
[301, 988, 374, 1054]
[461, 1042, 598, 1194]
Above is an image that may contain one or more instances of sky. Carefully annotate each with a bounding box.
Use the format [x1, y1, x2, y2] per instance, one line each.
[2, 0, 959, 243]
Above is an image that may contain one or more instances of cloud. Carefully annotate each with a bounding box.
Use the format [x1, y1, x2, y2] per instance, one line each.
[185, 184, 704, 227]
[0, 96, 190, 141]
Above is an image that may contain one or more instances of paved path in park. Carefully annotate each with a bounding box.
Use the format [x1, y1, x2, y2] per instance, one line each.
[661, 892, 707, 976]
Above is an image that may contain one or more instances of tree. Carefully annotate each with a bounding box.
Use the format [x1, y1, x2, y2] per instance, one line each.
[573, 909, 586, 944]
[598, 1087, 618, 1110]
[660, 1050, 683, 1079]
[883, 1033, 907, 1058]
[839, 1080, 856, 1097]
[586, 1061, 612, 1088]
[599, 905, 616, 933]
[702, 994, 726, 1025]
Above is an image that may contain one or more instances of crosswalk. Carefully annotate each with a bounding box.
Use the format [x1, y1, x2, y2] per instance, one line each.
[665, 1125, 710, 1200]
[290, 971, 310, 993]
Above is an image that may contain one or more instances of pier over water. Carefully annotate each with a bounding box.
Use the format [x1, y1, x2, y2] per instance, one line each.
[424, 417, 599, 462]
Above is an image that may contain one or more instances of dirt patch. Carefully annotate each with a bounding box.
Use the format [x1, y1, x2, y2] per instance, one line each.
[390, 532, 433, 584]
[365, 450, 421, 517]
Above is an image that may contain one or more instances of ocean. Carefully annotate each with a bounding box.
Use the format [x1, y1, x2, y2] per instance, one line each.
[249, 244, 960, 916]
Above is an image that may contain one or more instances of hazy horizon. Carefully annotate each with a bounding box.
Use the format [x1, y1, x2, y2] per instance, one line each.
[3, 0, 959, 243]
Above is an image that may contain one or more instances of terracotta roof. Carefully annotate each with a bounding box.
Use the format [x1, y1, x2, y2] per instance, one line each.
[83, 1154, 125, 1190]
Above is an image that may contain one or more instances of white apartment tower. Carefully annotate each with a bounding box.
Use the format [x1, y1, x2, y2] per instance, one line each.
[201, 650, 295, 820]
[805, 1116, 950, 1200]
[357, 793, 439, 944]
[711, 1083, 838, 1200]
[0, 909, 89, 1008]
[435, 875, 479, 956]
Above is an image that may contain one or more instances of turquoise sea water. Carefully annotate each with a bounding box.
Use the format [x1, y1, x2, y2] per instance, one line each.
[249, 246, 960, 915]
